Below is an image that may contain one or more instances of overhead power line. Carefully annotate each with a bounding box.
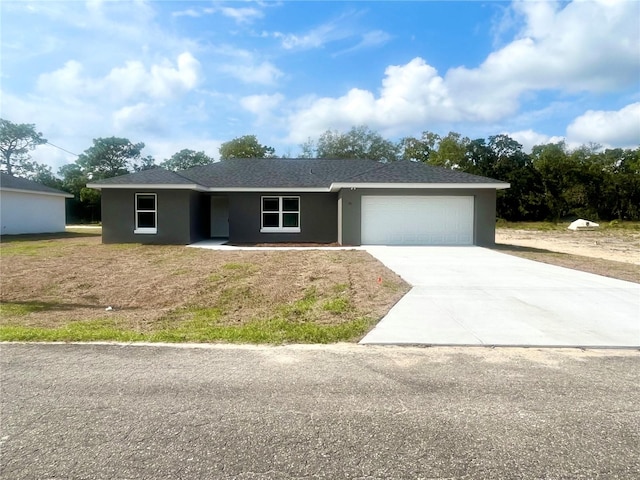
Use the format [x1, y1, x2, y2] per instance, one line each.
[46, 141, 79, 157]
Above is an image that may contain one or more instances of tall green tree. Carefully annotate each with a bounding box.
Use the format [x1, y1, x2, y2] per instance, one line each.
[485, 135, 545, 221]
[563, 145, 604, 219]
[566, 146, 640, 221]
[30, 163, 63, 189]
[58, 163, 93, 223]
[459, 138, 494, 176]
[77, 137, 144, 180]
[530, 141, 575, 220]
[613, 147, 640, 220]
[219, 135, 275, 160]
[400, 131, 440, 163]
[59, 163, 88, 198]
[312, 126, 399, 162]
[134, 155, 157, 172]
[0, 119, 48, 176]
[429, 132, 469, 169]
[160, 149, 214, 171]
[299, 138, 316, 158]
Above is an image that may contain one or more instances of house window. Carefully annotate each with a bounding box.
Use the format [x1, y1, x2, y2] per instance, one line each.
[134, 193, 157, 234]
[261, 196, 300, 233]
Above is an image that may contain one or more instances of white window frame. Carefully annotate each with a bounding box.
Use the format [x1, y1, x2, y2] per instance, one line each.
[134, 193, 157, 234]
[260, 196, 301, 233]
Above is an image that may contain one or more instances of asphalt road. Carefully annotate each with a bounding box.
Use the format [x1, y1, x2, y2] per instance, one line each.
[1, 343, 639, 480]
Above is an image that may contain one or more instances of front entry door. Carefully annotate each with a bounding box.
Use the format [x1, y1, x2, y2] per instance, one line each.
[210, 197, 229, 237]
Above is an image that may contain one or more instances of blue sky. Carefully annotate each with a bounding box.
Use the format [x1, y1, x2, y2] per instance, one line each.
[2, 0, 639, 172]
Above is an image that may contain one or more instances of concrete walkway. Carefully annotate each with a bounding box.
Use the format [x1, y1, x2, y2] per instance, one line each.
[188, 239, 361, 251]
[361, 246, 640, 347]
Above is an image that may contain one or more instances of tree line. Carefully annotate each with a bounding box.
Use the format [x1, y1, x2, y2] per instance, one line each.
[1, 119, 638, 223]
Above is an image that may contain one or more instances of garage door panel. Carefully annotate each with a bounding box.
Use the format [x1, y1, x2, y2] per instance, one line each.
[361, 196, 474, 245]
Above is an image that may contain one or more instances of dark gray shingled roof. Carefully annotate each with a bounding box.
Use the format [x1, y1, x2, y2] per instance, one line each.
[89, 167, 197, 185]
[89, 158, 508, 188]
[342, 160, 505, 184]
[179, 158, 387, 188]
[0, 174, 73, 196]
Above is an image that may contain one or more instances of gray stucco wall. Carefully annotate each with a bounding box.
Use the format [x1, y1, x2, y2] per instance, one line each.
[228, 192, 338, 244]
[101, 188, 497, 246]
[338, 188, 497, 246]
[101, 189, 196, 244]
[473, 189, 498, 246]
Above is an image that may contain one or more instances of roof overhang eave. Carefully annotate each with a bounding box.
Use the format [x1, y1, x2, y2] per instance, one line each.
[86, 183, 207, 191]
[87, 184, 330, 193]
[205, 187, 329, 192]
[0, 187, 74, 198]
[329, 182, 511, 192]
[87, 182, 511, 192]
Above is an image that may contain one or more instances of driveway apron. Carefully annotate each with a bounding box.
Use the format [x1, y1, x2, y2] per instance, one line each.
[361, 246, 640, 347]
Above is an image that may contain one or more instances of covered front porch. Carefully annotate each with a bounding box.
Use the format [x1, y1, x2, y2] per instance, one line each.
[193, 191, 339, 245]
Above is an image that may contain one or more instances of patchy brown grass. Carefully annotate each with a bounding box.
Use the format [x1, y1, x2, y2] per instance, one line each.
[0, 233, 408, 342]
[5, 223, 635, 343]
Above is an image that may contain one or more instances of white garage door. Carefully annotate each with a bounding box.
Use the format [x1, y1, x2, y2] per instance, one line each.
[361, 196, 474, 245]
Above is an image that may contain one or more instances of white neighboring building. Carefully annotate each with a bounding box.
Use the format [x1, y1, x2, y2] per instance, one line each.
[568, 219, 600, 231]
[0, 174, 73, 235]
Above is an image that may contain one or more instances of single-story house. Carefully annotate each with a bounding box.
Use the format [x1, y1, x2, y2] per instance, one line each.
[87, 158, 510, 246]
[0, 174, 73, 235]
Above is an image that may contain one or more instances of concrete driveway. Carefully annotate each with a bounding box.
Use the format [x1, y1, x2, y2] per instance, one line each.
[361, 246, 640, 347]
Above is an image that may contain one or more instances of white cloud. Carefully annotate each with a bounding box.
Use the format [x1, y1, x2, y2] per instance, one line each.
[1, 89, 104, 172]
[240, 93, 285, 124]
[506, 130, 566, 153]
[147, 139, 222, 163]
[566, 103, 640, 148]
[112, 102, 166, 135]
[172, 5, 263, 23]
[1, 5, 214, 173]
[149, 52, 201, 96]
[34, 0, 159, 45]
[287, 58, 454, 141]
[286, 0, 640, 141]
[272, 11, 368, 51]
[213, 44, 282, 86]
[506, 103, 640, 151]
[361, 30, 391, 47]
[36, 60, 98, 103]
[211, 44, 254, 61]
[275, 22, 347, 50]
[490, 2, 521, 48]
[334, 30, 392, 56]
[241, 93, 284, 114]
[172, 8, 201, 18]
[219, 6, 263, 24]
[7, 0, 201, 78]
[38, 52, 202, 102]
[220, 61, 283, 85]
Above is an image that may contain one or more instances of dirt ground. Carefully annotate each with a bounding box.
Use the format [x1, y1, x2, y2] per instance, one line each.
[495, 227, 640, 284]
[496, 228, 640, 265]
[0, 234, 408, 331]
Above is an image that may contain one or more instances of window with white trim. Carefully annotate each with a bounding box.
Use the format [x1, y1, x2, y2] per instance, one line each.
[261, 196, 300, 233]
[134, 193, 157, 234]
